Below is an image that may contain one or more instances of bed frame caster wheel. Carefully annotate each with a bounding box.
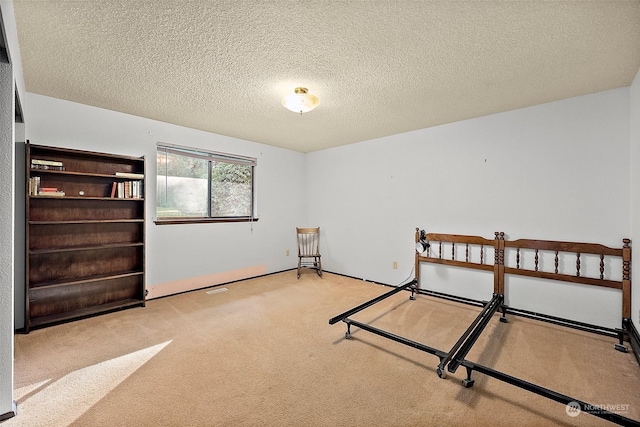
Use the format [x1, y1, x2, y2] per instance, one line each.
[614, 343, 628, 352]
[345, 332, 351, 340]
[436, 367, 447, 379]
[499, 316, 509, 323]
[462, 378, 475, 388]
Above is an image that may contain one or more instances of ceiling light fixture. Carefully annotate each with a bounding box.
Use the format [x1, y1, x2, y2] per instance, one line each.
[282, 87, 320, 114]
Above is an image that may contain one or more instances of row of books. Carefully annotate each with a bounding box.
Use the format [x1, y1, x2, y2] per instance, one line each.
[29, 176, 144, 199]
[30, 158, 65, 171]
[28, 177, 65, 197]
[111, 180, 143, 199]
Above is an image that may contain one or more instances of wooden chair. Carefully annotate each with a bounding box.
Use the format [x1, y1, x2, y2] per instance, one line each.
[296, 227, 322, 278]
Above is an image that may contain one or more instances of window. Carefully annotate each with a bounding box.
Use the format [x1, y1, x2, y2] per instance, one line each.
[156, 143, 256, 224]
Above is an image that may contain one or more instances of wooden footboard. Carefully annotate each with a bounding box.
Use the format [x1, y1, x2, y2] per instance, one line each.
[415, 228, 632, 321]
[415, 229, 501, 294]
[503, 235, 631, 319]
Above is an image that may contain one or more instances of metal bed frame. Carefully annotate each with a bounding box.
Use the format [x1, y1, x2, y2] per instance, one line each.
[329, 229, 640, 426]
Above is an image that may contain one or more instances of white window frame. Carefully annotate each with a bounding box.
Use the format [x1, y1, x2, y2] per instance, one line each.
[155, 142, 257, 225]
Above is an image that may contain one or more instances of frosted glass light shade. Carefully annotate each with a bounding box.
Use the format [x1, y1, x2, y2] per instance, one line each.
[282, 87, 320, 113]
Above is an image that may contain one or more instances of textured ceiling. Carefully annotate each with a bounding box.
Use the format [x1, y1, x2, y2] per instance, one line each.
[13, 1, 640, 153]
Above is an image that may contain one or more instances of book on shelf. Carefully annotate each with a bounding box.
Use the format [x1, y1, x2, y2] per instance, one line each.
[37, 191, 65, 197]
[131, 180, 143, 198]
[133, 180, 143, 198]
[115, 172, 144, 179]
[32, 159, 62, 166]
[28, 177, 65, 197]
[31, 159, 64, 171]
[28, 176, 40, 196]
[114, 180, 143, 199]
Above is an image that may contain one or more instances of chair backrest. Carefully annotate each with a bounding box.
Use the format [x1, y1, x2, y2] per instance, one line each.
[297, 227, 320, 257]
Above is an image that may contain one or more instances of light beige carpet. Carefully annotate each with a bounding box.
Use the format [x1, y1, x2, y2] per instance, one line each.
[8, 271, 640, 426]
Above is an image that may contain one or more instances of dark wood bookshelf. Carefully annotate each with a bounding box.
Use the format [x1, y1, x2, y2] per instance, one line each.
[25, 142, 146, 332]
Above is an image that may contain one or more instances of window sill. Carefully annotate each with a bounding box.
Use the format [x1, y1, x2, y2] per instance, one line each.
[154, 217, 260, 225]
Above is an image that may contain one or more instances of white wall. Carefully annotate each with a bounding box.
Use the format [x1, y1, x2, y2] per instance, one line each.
[1, 0, 21, 419]
[631, 67, 640, 329]
[0, 55, 14, 421]
[24, 93, 307, 295]
[307, 88, 631, 328]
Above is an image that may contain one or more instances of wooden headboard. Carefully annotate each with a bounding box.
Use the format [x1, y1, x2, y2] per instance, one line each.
[415, 231, 501, 295]
[415, 228, 632, 321]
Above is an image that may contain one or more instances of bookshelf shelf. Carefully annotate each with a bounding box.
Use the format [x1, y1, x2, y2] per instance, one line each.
[25, 142, 146, 332]
[29, 271, 144, 290]
[30, 219, 145, 225]
[29, 169, 140, 179]
[29, 242, 144, 255]
[28, 299, 144, 328]
[31, 196, 144, 201]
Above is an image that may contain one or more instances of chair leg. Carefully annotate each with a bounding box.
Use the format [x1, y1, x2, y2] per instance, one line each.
[317, 256, 323, 277]
[298, 257, 302, 279]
